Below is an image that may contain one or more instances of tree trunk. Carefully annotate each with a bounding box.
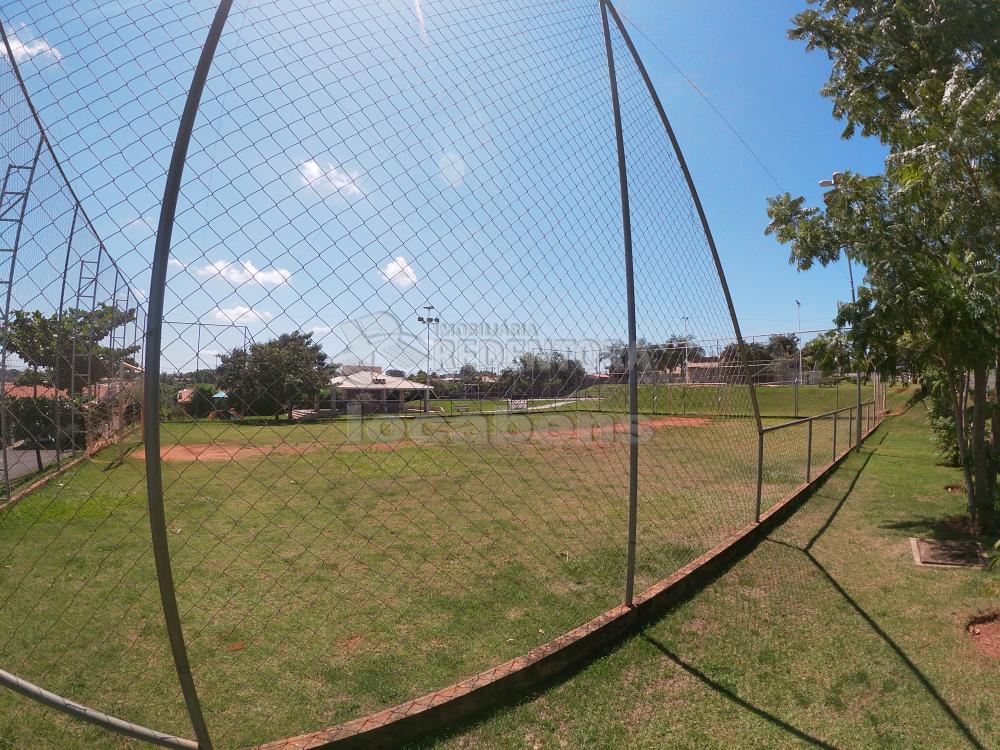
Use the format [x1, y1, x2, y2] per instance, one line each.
[971, 362, 992, 532]
[992, 352, 1000, 496]
[947, 368, 975, 514]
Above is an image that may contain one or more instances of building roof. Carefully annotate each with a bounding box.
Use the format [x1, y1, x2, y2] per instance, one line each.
[330, 371, 431, 391]
[3, 383, 68, 399]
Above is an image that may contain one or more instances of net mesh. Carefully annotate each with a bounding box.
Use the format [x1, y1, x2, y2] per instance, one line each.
[0, 2, 886, 747]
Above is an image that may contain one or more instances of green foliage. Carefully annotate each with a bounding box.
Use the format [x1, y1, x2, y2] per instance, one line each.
[603, 337, 705, 374]
[802, 331, 850, 376]
[182, 384, 217, 420]
[3, 396, 77, 448]
[499, 352, 586, 397]
[2, 305, 139, 391]
[12, 369, 48, 387]
[769, 0, 1000, 530]
[217, 331, 333, 419]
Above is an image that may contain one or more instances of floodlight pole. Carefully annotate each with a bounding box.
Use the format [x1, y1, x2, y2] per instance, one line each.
[418, 305, 436, 413]
[795, 300, 801, 417]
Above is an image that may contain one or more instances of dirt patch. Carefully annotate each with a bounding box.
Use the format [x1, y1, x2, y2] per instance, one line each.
[967, 612, 1000, 659]
[134, 443, 317, 462]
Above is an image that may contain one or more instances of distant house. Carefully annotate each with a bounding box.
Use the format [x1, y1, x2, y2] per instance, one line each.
[330, 367, 431, 414]
[2, 383, 68, 399]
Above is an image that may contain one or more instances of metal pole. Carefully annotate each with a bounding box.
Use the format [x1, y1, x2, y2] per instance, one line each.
[143, 2, 234, 747]
[603, 0, 763, 439]
[806, 417, 813, 483]
[426, 320, 431, 413]
[0, 668, 198, 750]
[53, 205, 79, 466]
[833, 409, 838, 460]
[755, 430, 764, 522]
[601, 0, 639, 608]
[0, 135, 43, 500]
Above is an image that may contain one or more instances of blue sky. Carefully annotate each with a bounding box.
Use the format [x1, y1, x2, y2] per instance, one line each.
[613, 0, 887, 335]
[3, 0, 887, 375]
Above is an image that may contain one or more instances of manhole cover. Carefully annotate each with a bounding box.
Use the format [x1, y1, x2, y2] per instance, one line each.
[910, 538, 986, 568]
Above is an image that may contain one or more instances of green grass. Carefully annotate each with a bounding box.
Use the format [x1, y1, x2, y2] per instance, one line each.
[415, 399, 1000, 750]
[0, 389, 912, 748]
[581, 380, 877, 418]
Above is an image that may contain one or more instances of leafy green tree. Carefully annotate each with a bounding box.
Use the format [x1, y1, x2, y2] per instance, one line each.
[767, 333, 799, 357]
[501, 352, 585, 398]
[217, 331, 333, 421]
[767, 0, 1000, 530]
[3, 305, 138, 391]
[801, 331, 850, 376]
[181, 384, 217, 420]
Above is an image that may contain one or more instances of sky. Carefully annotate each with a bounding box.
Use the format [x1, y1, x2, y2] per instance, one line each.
[1, 0, 889, 375]
[612, 0, 888, 336]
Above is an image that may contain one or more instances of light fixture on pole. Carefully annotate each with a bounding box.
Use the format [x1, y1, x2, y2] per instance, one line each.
[417, 305, 439, 414]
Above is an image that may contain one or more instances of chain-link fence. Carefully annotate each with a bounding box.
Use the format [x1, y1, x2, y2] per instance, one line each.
[0, 2, 889, 748]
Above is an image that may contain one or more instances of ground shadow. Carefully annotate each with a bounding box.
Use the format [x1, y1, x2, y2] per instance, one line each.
[641, 634, 840, 749]
[763, 430, 987, 750]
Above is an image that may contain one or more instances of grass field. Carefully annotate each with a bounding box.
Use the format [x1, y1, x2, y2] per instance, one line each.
[0, 387, 905, 748]
[580, 380, 877, 417]
[419, 400, 999, 750]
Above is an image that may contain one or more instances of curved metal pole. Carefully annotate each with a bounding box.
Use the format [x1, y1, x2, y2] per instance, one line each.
[144, 1, 234, 747]
[603, 0, 763, 436]
[0, 667, 198, 750]
[600, 0, 640, 607]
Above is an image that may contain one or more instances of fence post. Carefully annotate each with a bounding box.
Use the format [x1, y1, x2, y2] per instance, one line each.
[855, 371, 863, 453]
[143, 1, 235, 747]
[755, 430, 764, 522]
[601, 0, 639, 608]
[806, 418, 813, 483]
[832, 409, 838, 460]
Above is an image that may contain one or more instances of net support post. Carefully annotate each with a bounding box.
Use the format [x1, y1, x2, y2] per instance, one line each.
[755, 430, 764, 523]
[806, 418, 813, 483]
[143, 1, 235, 747]
[600, 0, 639, 608]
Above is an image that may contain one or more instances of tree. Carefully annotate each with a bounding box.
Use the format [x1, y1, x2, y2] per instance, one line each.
[767, 0, 1000, 531]
[216, 331, 333, 421]
[181, 384, 217, 420]
[801, 331, 850, 376]
[2, 305, 139, 391]
[500, 352, 586, 398]
[767, 333, 799, 357]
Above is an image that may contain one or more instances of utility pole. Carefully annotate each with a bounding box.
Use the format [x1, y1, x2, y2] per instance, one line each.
[417, 305, 438, 414]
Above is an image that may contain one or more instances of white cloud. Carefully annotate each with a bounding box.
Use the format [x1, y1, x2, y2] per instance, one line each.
[438, 152, 466, 187]
[5, 27, 61, 64]
[196, 259, 291, 286]
[167, 258, 186, 270]
[210, 305, 272, 324]
[379, 256, 418, 288]
[413, 0, 428, 40]
[125, 215, 153, 233]
[298, 159, 362, 197]
[199, 349, 220, 358]
[310, 325, 333, 335]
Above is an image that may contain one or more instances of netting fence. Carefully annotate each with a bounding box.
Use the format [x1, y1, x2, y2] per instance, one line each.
[0, 2, 889, 748]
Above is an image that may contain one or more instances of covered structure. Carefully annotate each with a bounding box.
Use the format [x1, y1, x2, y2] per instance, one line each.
[330, 368, 432, 415]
